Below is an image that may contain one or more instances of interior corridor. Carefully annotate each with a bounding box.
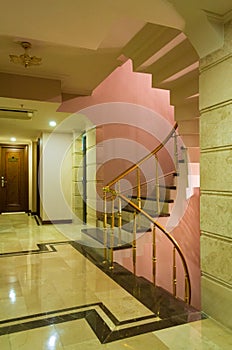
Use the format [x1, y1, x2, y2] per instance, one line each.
[0, 213, 231, 349]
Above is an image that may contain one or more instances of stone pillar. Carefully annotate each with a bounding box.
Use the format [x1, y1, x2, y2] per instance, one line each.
[72, 134, 83, 223]
[199, 20, 232, 330]
[85, 128, 97, 226]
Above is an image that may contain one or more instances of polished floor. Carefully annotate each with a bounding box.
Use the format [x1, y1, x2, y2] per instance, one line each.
[0, 213, 231, 349]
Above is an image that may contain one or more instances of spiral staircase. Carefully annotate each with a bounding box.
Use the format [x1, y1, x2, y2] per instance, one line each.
[76, 23, 201, 337]
[77, 122, 202, 339]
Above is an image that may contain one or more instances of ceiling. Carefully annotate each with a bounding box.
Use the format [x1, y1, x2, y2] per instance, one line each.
[0, 0, 231, 141]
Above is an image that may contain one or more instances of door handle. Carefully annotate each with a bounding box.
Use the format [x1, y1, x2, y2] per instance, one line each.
[1, 176, 7, 188]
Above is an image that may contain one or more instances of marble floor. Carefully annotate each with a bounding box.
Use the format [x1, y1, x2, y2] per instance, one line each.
[0, 213, 231, 349]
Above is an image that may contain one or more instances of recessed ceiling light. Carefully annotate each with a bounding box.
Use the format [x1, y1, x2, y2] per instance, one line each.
[27, 111, 33, 117]
[10, 137, 16, 142]
[49, 121, 56, 127]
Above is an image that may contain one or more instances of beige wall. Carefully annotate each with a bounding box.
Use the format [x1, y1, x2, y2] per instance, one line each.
[199, 20, 232, 330]
[39, 132, 72, 222]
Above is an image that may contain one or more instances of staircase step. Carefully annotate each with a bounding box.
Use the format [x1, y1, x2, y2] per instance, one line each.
[82, 228, 132, 250]
[120, 204, 170, 217]
[130, 195, 174, 203]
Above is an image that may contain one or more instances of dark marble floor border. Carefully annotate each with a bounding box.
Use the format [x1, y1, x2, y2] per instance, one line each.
[0, 302, 165, 344]
[0, 239, 205, 343]
[0, 241, 70, 258]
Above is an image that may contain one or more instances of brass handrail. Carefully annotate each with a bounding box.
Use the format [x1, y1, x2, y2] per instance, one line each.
[102, 122, 191, 304]
[105, 123, 178, 188]
[118, 170, 177, 196]
[116, 192, 191, 304]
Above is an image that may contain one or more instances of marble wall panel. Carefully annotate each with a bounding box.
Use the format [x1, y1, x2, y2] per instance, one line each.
[201, 276, 232, 330]
[73, 153, 83, 167]
[200, 194, 232, 238]
[201, 149, 232, 192]
[199, 57, 232, 110]
[201, 235, 232, 285]
[200, 104, 232, 149]
[73, 195, 83, 209]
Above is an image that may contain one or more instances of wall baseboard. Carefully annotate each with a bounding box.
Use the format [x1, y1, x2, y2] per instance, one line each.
[41, 219, 73, 225]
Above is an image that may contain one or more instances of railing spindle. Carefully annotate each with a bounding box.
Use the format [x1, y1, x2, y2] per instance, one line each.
[173, 131, 179, 173]
[133, 211, 137, 275]
[173, 247, 177, 297]
[109, 196, 115, 269]
[152, 224, 157, 286]
[117, 181, 122, 238]
[103, 192, 108, 263]
[137, 168, 141, 228]
[155, 155, 160, 215]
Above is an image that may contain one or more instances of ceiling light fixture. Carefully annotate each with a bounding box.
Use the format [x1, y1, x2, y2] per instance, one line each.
[9, 41, 42, 68]
[49, 121, 57, 127]
[10, 137, 16, 142]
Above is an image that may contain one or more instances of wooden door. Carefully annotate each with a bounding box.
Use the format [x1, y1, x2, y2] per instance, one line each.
[0, 145, 28, 213]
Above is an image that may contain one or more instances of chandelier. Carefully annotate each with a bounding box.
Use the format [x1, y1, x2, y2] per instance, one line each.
[9, 41, 42, 68]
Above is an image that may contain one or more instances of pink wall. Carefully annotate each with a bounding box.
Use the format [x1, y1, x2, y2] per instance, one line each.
[60, 59, 200, 309]
[59, 59, 174, 123]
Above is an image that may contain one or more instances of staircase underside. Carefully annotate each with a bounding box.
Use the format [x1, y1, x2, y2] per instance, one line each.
[70, 228, 204, 342]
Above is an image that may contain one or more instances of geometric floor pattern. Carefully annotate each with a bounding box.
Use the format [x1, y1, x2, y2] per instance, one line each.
[0, 213, 231, 349]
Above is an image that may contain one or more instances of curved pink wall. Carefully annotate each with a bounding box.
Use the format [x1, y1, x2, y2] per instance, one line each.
[60, 59, 200, 310]
[59, 59, 174, 124]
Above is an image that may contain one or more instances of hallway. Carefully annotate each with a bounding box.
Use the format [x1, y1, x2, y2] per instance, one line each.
[0, 213, 231, 349]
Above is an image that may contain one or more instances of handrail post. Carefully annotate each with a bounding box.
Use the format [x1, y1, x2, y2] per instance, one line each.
[109, 196, 115, 269]
[155, 155, 160, 215]
[117, 181, 122, 245]
[137, 167, 141, 228]
[173, 247, 177, 298]
[152, 224, 157, 286]
[132, 211, 137, 275]
[103, 191, 108, 263]
[173, 131, 179, 173]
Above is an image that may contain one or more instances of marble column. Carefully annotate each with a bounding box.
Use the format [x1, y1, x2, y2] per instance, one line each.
[72, 134, 84, 222]
[199, 20, 232, 330]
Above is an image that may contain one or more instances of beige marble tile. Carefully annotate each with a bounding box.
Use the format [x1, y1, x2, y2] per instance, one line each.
[58, 285, 99, 308]
[201, 235, 232, 285]
[201, 276, 232, 330]
[0, 335, 11, 350]
[95, 289, 153, 321]
[106, 333, 168, 349]
[201, 149, 232, 192]
[9, 325, 64, 350]
[155, 321, 228, 350]
[63, 339, 103, 350]
[55, 319, 96, 347]
[191, 319, 232, 349]
[0, 297, 28, 320]
[200, 104, 232, 150]
[0, 281, 23, 299]
[200, 194, 232, 238]
[0, 241, 23, 253]
[199, 56, 232, 109]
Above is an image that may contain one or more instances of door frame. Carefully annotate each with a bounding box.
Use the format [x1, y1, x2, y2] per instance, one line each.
[0, 143, 29, 213]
